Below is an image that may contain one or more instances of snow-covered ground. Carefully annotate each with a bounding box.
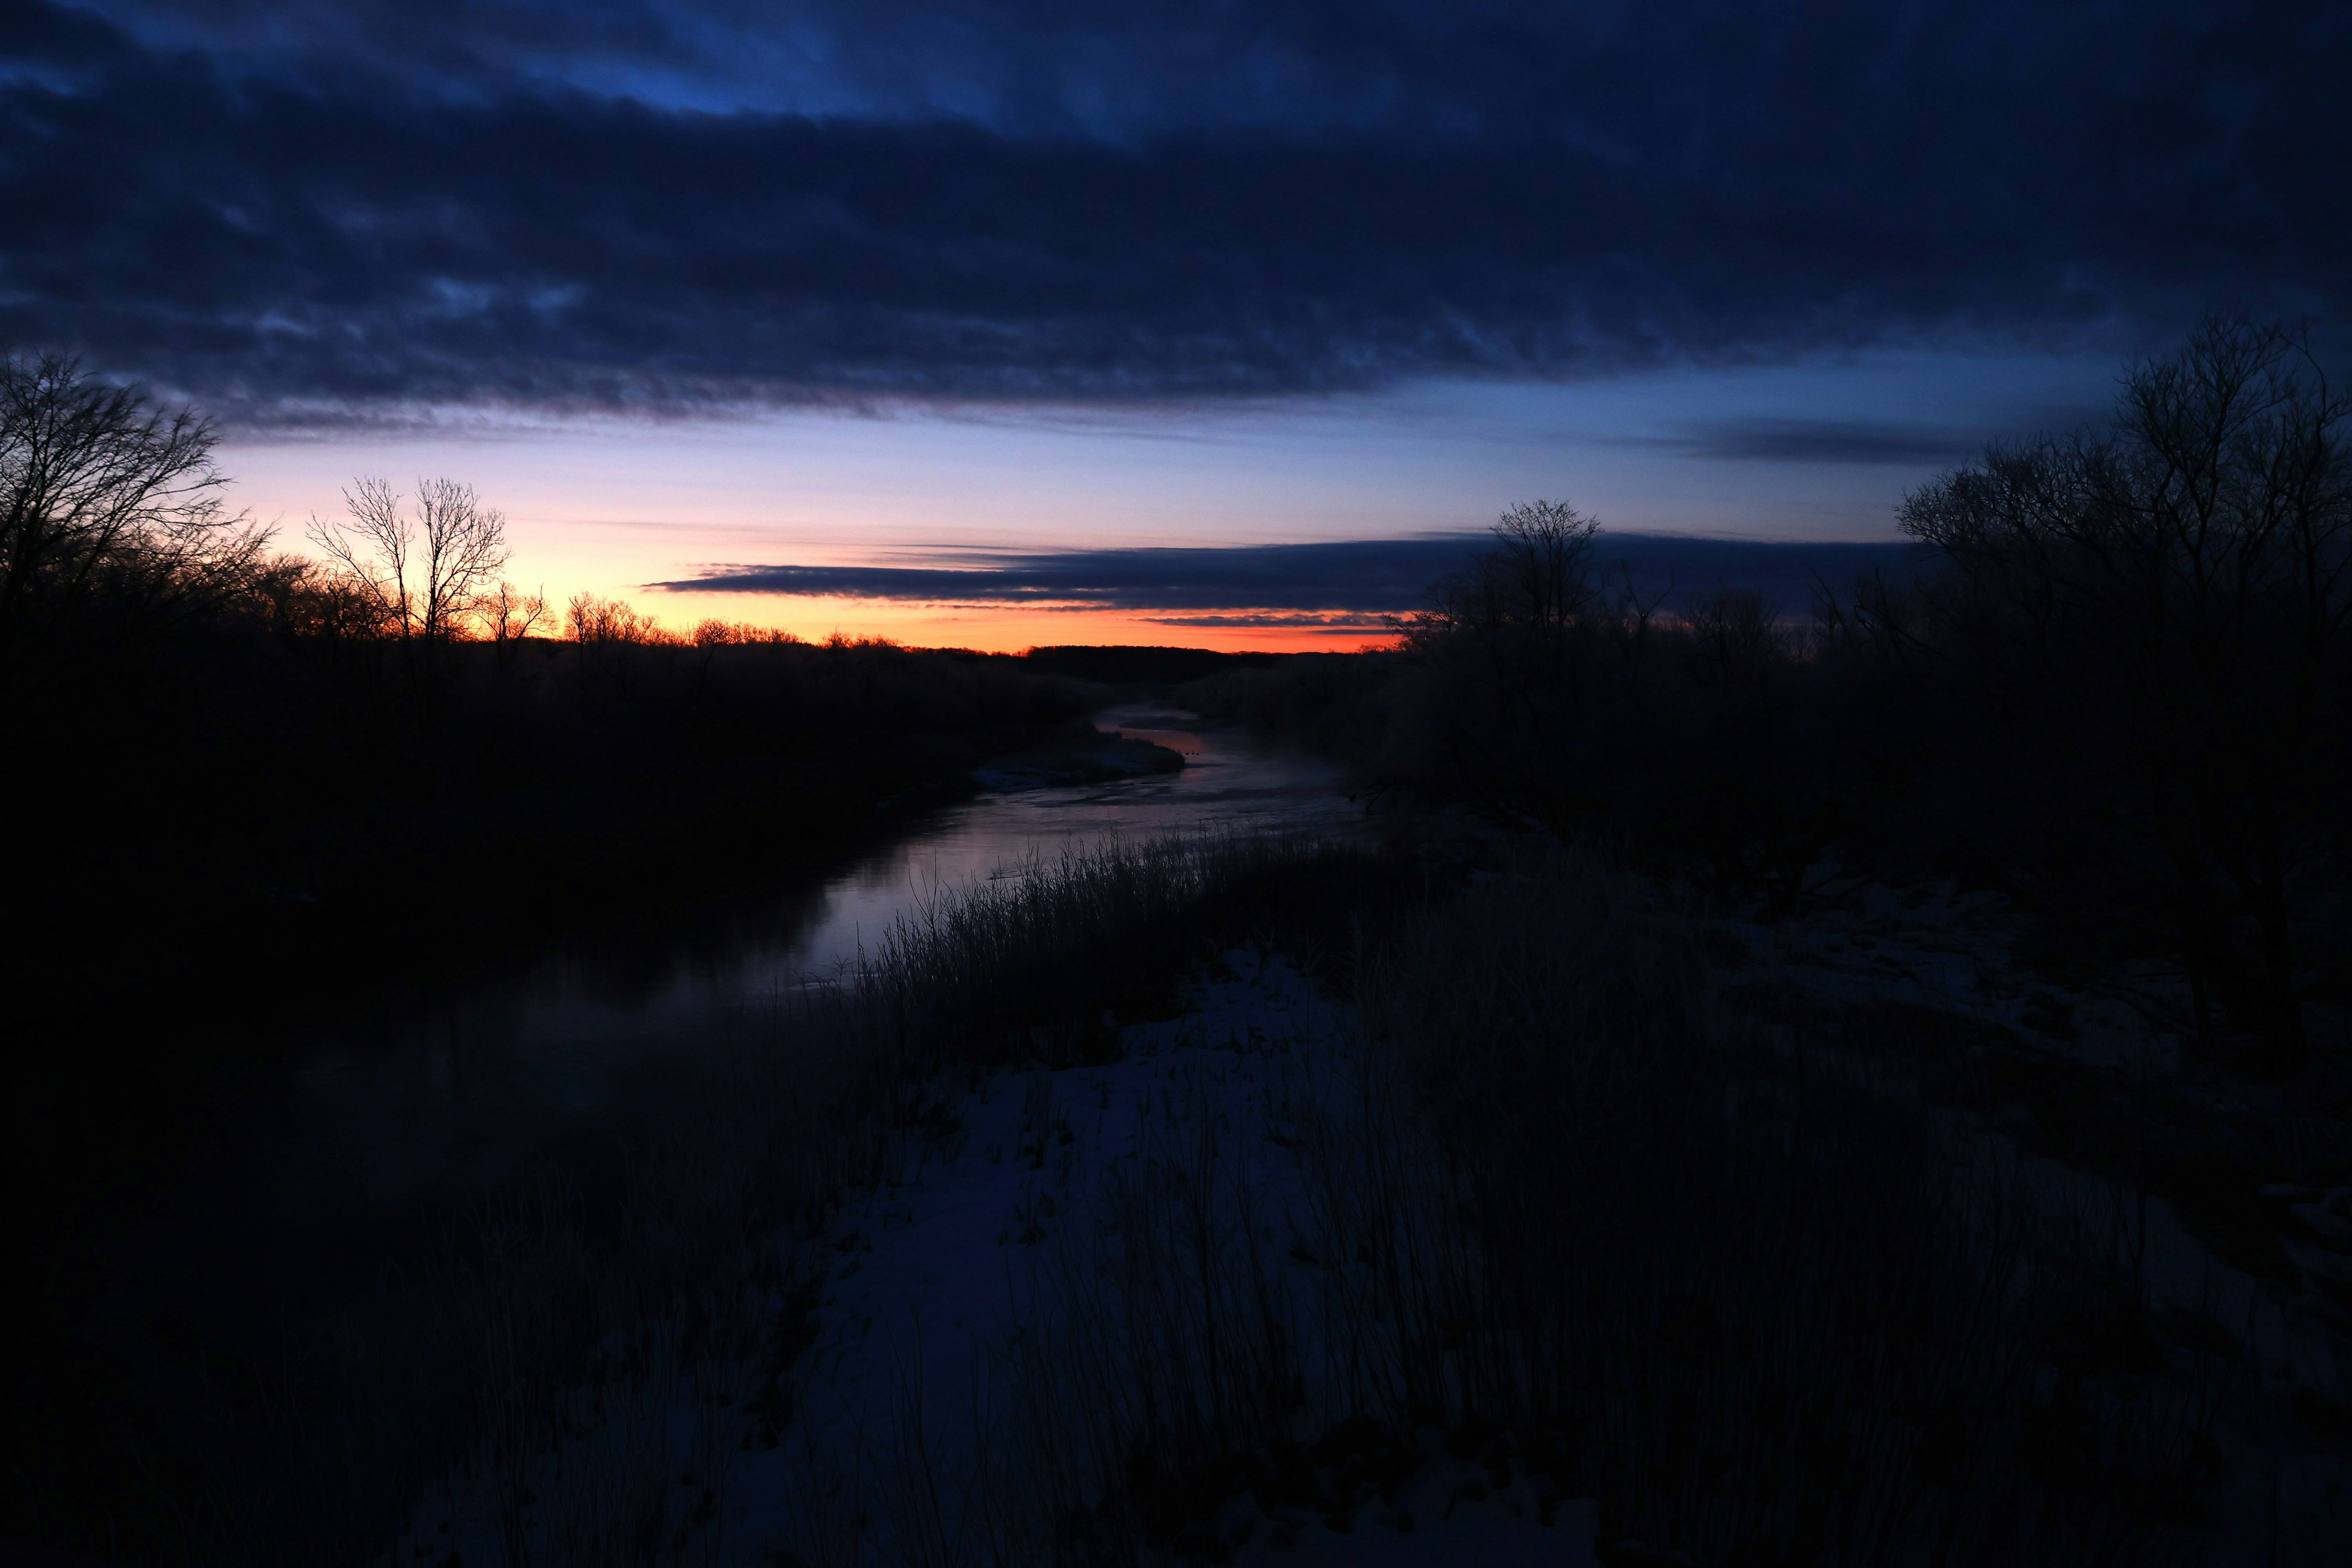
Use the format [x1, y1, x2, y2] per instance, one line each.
[730, 949, 1602, 1566]
[1714, 880, 2352, 1558]
[387, 877, 2350, 1565]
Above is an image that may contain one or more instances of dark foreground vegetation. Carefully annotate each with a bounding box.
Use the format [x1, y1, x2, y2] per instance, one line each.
[0, 351, 1158, 1559]
[0, 352, 1158, 1032]
[12, 827, 1362, 1562]
[7, 320, 2349, 1564]
[971, 861, 2272, 1564]
[888, 322, 2348, 1567]
[35, 824, 2313, 1564]
[1197, 320, 2352, 1084]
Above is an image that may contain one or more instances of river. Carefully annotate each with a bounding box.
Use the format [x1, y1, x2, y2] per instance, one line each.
[30, 708, 1352, 1555]
[265, 707, 1355, 1211]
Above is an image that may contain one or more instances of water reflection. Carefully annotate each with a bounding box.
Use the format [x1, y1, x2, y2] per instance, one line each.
[783, 705, 1349, 984]
[287, 709, 1352, 1204]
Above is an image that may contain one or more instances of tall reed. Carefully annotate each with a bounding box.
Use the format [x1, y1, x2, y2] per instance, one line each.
[163, 831, 1346, 1566]
[955, 857, 2225, 1566]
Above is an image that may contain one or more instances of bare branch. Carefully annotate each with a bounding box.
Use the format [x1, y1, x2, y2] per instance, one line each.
[0, 352, 266, 673]
[306, 476, 512, 645]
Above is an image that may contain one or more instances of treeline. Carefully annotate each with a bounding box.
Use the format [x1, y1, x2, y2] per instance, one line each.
[0, 354, 1113, 1025]
[1195, 320, 2352, 1079]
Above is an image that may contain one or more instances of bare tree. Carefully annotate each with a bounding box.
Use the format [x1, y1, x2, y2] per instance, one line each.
[477, 580, 550, 669]
[1489, 496, 1601, 635]
[1901, 317, 2352, 1070]
[1398, 497, 1600, 650]
[304, 477, 403, 639]
[565, 591, 666, 647]
[308, 477, 511, 646]
[0, 352, 266, 679]
[1385, 499, 1612, 833]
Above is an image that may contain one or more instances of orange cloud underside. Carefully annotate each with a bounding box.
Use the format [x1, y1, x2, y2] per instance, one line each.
[644, 592, 1401, 654]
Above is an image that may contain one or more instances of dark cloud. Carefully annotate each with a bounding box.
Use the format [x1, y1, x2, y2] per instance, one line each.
[655, 532, 1922, 619]
[6, 2, 2346, 420]
[656, 538, 1485, 612]
[1139, 613, 1393, 630]
[1649, 418, 1995, 466]
[2, 0, 120, 66]
[1137, 614, 1397, 638]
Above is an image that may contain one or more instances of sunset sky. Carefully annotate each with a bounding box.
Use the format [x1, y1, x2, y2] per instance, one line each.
[9, 2, 2345, 649]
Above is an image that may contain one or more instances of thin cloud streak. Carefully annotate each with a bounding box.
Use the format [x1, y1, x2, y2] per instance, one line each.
[1634, 418, 1999, 467]
[1139, 612, 1394, 630]
[652, 533, 1924, 617]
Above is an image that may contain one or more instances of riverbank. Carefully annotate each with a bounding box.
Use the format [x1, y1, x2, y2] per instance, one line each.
[4, 704, 1134, 1562]
[756, 864, 2351, 1566]
[23, 823, 2352, 1564]
[384, 851, 2352, 1567]
[6, 834, 1373, 1565]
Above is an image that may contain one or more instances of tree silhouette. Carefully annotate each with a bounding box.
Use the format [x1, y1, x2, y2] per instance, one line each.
[0, 352, 265, 687]
[307, 476, 511, 647]
[1901, 318, 2352, 1070]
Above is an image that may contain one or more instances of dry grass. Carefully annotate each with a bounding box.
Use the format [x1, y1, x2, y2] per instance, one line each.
[159, 832, 1341, 1567]
[918, 857, 2230, 1567]
[179, 840, 2249, 1564]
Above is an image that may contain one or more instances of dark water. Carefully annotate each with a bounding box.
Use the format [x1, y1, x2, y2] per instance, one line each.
[270, 709, 1354, 1208]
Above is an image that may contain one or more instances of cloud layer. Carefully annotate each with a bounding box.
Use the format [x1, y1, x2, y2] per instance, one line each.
[6, 2, 2346, 421]
[657, 533, 1921, 619]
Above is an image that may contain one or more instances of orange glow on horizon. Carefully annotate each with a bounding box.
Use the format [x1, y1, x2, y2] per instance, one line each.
[631, 591, 1401, 654]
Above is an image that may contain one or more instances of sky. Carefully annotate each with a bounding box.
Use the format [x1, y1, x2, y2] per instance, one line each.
[6, 1, 2346, 648]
